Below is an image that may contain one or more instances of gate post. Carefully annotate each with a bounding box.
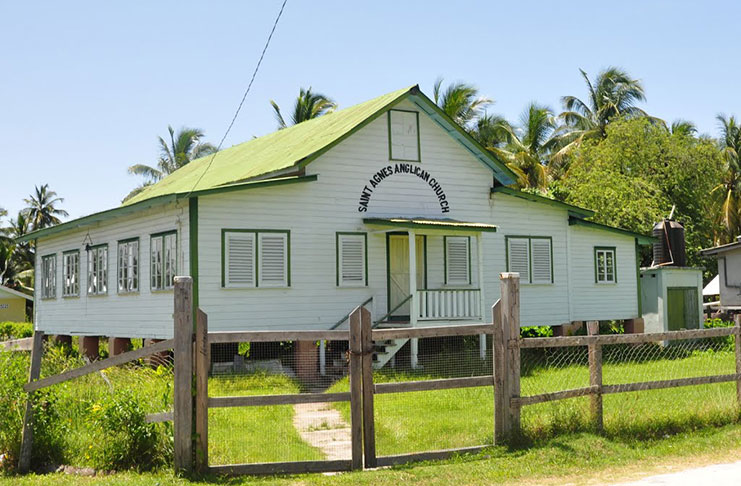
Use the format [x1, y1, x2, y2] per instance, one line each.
[587, 320, 603, 431]
[500, 272, 521, 439]
[360, 307, 376, 467]
[195, 309, 209, 473]
[174, 277, 194, 474]
[492, 299, 507, 444]
[348, 306, 363, 470]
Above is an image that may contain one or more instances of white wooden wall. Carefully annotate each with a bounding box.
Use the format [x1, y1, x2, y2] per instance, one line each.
[567, 225, 638, 321]
[34, 201, 189, 339]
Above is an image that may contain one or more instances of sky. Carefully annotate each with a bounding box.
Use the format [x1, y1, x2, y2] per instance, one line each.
[1, 0, 739, 223]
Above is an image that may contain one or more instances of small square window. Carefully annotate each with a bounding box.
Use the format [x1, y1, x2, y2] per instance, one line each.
[388, 110, 420, 161]
[595, 248, 616, 284]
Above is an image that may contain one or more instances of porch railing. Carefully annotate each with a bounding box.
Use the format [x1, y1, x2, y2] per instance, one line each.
[417, 289, 482, 321]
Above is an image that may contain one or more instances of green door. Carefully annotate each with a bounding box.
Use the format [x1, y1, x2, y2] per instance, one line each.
[666, 287, 699, 331]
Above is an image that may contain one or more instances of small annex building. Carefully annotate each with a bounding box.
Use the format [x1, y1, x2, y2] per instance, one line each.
[0, 285, 32, 322]
[700, 237, 741, 312]
[20, 85, 654, 366]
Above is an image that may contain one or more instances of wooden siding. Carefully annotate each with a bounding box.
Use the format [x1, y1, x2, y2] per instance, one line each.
[34, 201, 189, 338]
[568, 225, 638, 321]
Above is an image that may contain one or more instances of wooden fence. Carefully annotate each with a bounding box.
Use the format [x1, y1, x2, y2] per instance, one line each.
[493, 276, 741, 438]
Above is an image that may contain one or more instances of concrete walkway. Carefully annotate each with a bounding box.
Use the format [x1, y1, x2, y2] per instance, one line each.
[292, 402, 352, 460]
[611, 461, 741, 485]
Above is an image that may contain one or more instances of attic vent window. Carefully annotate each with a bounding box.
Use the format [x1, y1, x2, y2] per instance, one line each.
[388, 109, 421, 162]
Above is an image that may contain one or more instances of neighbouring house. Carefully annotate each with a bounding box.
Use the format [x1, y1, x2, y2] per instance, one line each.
[701, 237, 741, 314]
[0, 285, 32, 322]
[18, 85, 654, 368]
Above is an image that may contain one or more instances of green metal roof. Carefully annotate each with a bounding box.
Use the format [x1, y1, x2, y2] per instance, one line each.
[568, 216, 657, 245]
[491, 186, 595, 218]
[364, 218, 497, 232]
[126, 85, 516, 206]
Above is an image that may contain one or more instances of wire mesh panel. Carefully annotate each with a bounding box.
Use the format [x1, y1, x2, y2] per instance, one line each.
[370, 333, 494, 458]
[207, 338, 353, 467]
[601, 334, 738, 436]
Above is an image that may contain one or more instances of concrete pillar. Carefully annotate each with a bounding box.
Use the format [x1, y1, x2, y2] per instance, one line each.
[108, 337, 132, 356]
[624, 318, 645, 334]
[295, 341, 318, 381]
[53, 335, 72, 347]
[319, 341, 326, 376]
[554, 321, 584, 337]
[80, 336, 100, 360]
[410, 338, 419, 369]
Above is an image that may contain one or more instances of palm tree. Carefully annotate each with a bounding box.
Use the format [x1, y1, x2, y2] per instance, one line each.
[270, 87, 336, 129]
[23, 184, 68, 230]
[6, 212, 34, 269]
[487, 103, 557, 190]
[552, 67, 657, 161]
[433, 78, 492, 129]
[670, 119, 697, 137]
[126, 125, 217, 200]
[712, 114, 741, 244]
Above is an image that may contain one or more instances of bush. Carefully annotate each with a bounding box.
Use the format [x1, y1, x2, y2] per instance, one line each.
[87, 390, 170, 471]
[0, 351, 66, 473]
[0, 322, 33, 340]
[520, 326, 553, 338]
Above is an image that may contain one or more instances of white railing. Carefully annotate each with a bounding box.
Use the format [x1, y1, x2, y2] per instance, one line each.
[417, 289, 482, 321]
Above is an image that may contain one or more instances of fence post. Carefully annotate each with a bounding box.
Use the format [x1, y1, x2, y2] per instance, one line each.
[500, 272, 521, 438]
[360, 306, 376, 468]
[587, 320, 603, 432]
[349, 306, 363, 470]
[735, 315, 741, 406]
[195, 308, 209, 473]
[18, 331, 44, 474]
[492, 299, 507, 444]
[174, 276, 194, 474]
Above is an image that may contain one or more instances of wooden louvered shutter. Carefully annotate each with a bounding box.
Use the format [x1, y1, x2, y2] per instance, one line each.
[225, 232, 255, 287]
[446, 236, 470, 285]
[259, 233, 288, 287]
[339, 234, 366, 286]
[507, 237, 530, 283]
[531, 238, 552, 284]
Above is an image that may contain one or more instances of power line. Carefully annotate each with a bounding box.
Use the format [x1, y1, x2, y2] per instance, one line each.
[185, 0, 288, 198]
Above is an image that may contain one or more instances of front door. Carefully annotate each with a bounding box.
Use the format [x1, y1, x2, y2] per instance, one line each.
[387, 234, 425, 319]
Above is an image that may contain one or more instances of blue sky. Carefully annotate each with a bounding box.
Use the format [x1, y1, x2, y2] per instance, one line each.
[1, 1, 738, 222]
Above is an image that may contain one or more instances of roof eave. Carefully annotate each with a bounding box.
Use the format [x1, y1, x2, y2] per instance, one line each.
[490, 186, 595, 218]
[568, 216, 657, 245]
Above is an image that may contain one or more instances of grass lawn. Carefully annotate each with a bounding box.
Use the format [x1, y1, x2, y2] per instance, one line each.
[207, 373, 323, 465]
[3, 424, 741, 485]
[329, 347, 738, 456]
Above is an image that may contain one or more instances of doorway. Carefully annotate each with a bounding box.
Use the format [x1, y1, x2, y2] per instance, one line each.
[386, 233, 426, 319]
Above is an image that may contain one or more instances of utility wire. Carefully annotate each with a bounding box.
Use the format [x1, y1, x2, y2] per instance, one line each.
[185, 0, 288, 198]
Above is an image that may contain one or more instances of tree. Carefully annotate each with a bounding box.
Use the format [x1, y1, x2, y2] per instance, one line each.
[126, 125, 217, 200]
[487, 103, 557, 190]
[670, 119, 697, 137]
[23, 184, 68, 230]
[552, 67, 659, 163]
[270, 87, 336, 130]
[0, 212, 34, 289]
[557, 118, 723, 266]
[433, 78, 491, 129]
[712, 114, 741, 244]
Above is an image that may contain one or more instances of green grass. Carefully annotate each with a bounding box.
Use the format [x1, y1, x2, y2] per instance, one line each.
[3, 424, 741, 485]
[207, 373, 323, 465]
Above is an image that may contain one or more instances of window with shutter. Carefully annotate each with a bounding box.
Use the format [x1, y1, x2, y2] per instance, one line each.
[259, 233, 289, 287]
[388, 109, 421, 161]
[507, 237, 530, 283]
[445, 236, 470, 285]
[224, 232, 256, 288]
[337, 233, 367, 287]
[530, 238, 552, 284]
